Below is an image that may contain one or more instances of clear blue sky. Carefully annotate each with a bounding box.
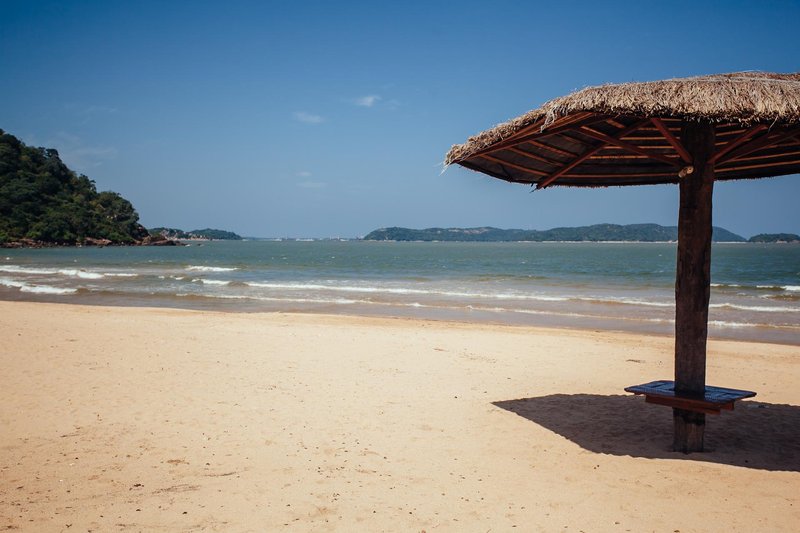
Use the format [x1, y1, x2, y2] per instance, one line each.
[2, 1, 799, 238]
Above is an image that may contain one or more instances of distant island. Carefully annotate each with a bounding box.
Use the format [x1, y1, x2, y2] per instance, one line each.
[149, 227, 242, 240]
[363, 224, 784, 243]
[748, 233, 800, 243]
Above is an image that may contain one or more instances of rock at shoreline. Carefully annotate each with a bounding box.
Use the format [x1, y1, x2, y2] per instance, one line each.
[0, 238, 51, 249]
[82, 237, 113, 247]
[138, 234, 181, 246]
[2, 235, 184, 248]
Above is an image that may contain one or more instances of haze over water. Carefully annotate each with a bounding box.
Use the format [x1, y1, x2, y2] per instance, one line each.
[1, 241, 798, 345]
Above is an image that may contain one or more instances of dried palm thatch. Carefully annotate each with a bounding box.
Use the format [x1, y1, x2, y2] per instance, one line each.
[445, 71, 800, 187]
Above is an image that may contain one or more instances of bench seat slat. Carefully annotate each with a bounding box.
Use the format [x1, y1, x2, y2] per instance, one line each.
[625, 380, 756, 415]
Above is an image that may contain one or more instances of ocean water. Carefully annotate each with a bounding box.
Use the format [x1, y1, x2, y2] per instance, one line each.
[1, 240, 798, 344]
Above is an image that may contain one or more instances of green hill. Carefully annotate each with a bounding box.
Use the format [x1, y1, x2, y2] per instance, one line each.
[190, 228, 242, 240]
[0, 129, 148, 245]
[363, 224, 748, 242]
[149, 227, 242, 240]
[748, 233, 800, 243]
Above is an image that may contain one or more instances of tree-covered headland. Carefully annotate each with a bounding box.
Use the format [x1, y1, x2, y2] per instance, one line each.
[0, 129, 148, 245]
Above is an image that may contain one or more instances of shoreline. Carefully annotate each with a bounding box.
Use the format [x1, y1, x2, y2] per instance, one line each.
[7, 239, 800, 247]
[3, 240, 797, 349]
[1, 300, 799, 531]
[3, 292, 799, 347]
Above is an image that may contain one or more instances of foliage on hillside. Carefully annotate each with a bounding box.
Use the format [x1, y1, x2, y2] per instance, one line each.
[364, 224, 747, 243]
[748, 233, 800, 243]
[0, 129, 148, 244]
[149, 227, 242, 240]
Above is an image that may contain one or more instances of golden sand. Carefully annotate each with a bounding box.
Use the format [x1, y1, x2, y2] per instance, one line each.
[1, 301, 798, 531]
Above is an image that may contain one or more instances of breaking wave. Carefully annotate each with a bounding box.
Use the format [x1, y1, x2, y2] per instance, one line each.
[186, 265, 238, 272]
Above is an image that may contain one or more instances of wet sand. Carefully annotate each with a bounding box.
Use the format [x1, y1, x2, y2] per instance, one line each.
[1, 301, 798, 531]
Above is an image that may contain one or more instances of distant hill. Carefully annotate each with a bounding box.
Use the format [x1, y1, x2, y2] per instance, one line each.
[363, 224, 748, 243]
[748, 233, 800, 243]
[0, 129, 148, 246]
[149, 227, 242, 240]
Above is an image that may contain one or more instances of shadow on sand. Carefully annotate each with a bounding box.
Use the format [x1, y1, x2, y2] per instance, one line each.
[493, 394, 800, 472]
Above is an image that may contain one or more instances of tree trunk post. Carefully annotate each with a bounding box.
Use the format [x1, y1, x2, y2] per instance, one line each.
[673, 121, 716, 453]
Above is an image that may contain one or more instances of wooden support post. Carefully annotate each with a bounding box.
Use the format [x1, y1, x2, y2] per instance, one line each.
[673, 121, 716, 453]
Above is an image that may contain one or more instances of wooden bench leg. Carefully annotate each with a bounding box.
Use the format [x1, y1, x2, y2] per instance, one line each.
[673, 408, 705, 453]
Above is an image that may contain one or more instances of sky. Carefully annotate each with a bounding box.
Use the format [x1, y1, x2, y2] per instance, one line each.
[2, 1, 799, 238]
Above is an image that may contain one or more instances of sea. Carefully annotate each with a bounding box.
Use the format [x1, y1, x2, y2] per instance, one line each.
[1, 240, 798, 345]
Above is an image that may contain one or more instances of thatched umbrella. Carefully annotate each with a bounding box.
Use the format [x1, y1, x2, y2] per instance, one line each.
[445, 71, 800, 453]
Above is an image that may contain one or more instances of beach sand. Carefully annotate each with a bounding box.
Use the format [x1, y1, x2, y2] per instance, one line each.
[1, 301, 798, 532]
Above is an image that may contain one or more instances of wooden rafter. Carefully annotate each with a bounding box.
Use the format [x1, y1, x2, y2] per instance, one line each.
[717, 148, 800, 163]
[540, 112, 614, 137]
[605, 118, 626, 129]
[481, 117, 548, 152]
[716, 158, 800, 172]
[480, 154, 548, 178]
[716, 126, 800, 165]
[715, 128, 753, 138]
[522, 139, 578, 159]
[536, 119, 651, 189]
[589, 154, 651, 160]
[651, 118, 692, 163]
[459, 161, 515, 183]
[507, 146, 561, 167]
[506, 112, 594, 143]
[473, 113, 607, 158]
[708, 124, 768, 164]
[578, 126, 684, 167]
[561, 172, 677, 179]
[622, 135, 676, 142]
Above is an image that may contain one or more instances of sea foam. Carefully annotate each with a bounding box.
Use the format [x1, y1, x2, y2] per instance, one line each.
[0, 265, 58, 275]
[22, 285, 78, 295]
[243, 281, 569, 301]
[199, 279, 231, 286]
[57, 269, 104, 279]
[710, 303, 799, 313]
[0, 265, 105, 279]
[0, 277, 76, 294]
[186, 265, 238, 272]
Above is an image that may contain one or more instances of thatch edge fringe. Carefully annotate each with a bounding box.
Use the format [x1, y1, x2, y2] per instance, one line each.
[445, 71, 800, 166]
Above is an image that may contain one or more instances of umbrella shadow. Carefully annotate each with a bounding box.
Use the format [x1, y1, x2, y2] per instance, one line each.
[493, 394, 800, 472]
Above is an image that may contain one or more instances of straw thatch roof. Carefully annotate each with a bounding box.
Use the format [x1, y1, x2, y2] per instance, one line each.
[446, 71, 800, 187]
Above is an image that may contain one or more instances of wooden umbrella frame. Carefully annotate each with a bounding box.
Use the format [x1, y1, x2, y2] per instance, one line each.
[446, 74, 800, 453]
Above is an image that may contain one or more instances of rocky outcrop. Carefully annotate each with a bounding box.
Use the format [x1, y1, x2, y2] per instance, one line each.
[138, 234, 182, 246]
[2, 235, 185, 248]
[81, 237, 113, 247]
[0, 238, 54, 248]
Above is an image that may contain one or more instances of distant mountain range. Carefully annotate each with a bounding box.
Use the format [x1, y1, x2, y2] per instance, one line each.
[363, 224, 797, 243]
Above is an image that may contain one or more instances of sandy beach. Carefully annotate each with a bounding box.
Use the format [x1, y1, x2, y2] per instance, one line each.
[1, 301, 798, 532]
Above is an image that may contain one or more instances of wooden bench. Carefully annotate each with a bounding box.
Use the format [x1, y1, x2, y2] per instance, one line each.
[625, 380, 756, 415]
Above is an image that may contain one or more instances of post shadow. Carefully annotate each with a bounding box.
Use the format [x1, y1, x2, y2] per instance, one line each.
[493, 394, 800, 472]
